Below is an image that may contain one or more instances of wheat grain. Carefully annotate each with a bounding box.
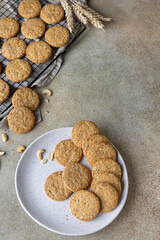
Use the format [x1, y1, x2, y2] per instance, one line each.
[60, 0, 74, 33]
[72, 5, 88, 25]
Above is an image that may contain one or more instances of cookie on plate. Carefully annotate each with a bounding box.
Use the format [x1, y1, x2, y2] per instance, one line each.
[54, 139, 83, 167]
[92, 159, 122, 179]
[21, 18, 45, 39]
[62, 163, 91, 192]
[87, 142, 116, 167]
[82, 134, 110, 157]
[72, 121, 100, 148]
[70, 190, 100, 221]
[18, 0, 42, 18]
[6, 59, 31, 82]
[0, 18, 19, 38]
[45, 171, 72, 201]
[91, 172, 122, 196]
[12, 88, 39, 112]
[26, 41, 52, 63]
[45, 26, 69, 47]
[0, 79, 10, 103]
[40, 4, 64, 24]
[91, 183, 119, 213]
[8, 107, 35, 134]
[2, 37, 27, 60]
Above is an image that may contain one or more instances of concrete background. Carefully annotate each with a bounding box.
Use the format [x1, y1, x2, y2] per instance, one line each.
[0, 0, 160, 239]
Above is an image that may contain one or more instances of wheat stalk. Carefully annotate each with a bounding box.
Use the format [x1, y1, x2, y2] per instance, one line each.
[70, 0, 105, 29]
[60, 0, 74, 33]
[72, 4, 88, 25]
[71, 0, 111, 22]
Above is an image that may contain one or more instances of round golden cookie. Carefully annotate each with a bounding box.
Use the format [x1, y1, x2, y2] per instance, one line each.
[40, 4, 64, 24]
[82, 134, 110, 157]
[2, 37, 27, 60]
[87, 142, 116, 167]
[91, 183, 119, 213]
[45, 171, 72, 201]
[62, 163, 91, 192]
[0, 18, 19, 38]
[92, 159, 122, 179]
[70, 190, 100, 221]
[8, 107, 35, 134]
[54, 139, 83, 167]
[0, 79, 10, 103]
[72, 121, 100, 148]
[21, 18, 45, 39]
[91, 172, 122, 196]
[45, 26, 69, 47]
[18, 0, 42, 18]
[12, 88, 39, 112]
[26, 41, 52, 63]
[6, 59, 31, 82]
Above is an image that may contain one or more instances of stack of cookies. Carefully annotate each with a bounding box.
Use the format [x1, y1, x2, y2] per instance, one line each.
[7, 88, 40, 134]
[0, 0, 70, 104]
[44, 121, 122, 221]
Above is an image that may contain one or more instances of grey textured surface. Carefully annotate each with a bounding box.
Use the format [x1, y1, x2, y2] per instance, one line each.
[0, 0, 160, 239]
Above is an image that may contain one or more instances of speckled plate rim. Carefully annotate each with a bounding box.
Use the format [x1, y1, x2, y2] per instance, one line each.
[15, 127, 129, 236]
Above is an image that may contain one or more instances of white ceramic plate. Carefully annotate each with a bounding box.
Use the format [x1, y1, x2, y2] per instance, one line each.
[15, 127, 129, 236]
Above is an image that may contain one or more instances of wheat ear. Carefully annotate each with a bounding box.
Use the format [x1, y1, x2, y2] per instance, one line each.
[60, 0, 74, 33]
[70, 0, 104, 29]
[71, 0, 111, 22]
[72, 5, 88, 25]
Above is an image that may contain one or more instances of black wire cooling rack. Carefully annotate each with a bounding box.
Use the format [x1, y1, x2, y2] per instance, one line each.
[0, 0, 86, 116]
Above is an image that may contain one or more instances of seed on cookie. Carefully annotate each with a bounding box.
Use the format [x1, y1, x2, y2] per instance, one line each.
[45, 26, 70, 47]
[87, 142, 116, 167]
[40, 4, 64, 24]
[26, 41, 52, 63]
[8, 107, 35, 134]
[82, 134, 110, 157]
[92, 159, 122, 179]
[70, 190, 100, 221]
[0, 18, 19, 38]
[6, 59, 31, 82]
[54, 139, 83, 167]
[18, 0, 42, 18]
[45, 171, 72, 201]
[12, 88, 39, 112]
[72, 121, 100, 148]
[21, 18, 45, 39]
[91, 172, 122, 196]
[91, 183, 119, 213]
[2, 37, 27, 60]
[0, 79, 10, 103]
[62, 163, 91, 192]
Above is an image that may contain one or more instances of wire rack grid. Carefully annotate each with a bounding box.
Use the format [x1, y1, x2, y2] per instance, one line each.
[0, 0, 86, 116]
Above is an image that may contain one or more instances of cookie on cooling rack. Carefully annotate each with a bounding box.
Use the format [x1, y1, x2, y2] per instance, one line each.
[8, 107, 35, 134]
[45, 172, 72, 201]
[18, 0, 42, 18]
[70, 190, 100, 221]
[26, 41, 52, 63]
[2, 37, 27, 60]
[40, 4, 64, 24]
[21, 18, 45, 39]
[0, 18, 19, 38]
[0, 79, 10, 104]
[6, 59, 31, 82]
[12, 88, 39, 112]
[45, 26, 70, 47]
